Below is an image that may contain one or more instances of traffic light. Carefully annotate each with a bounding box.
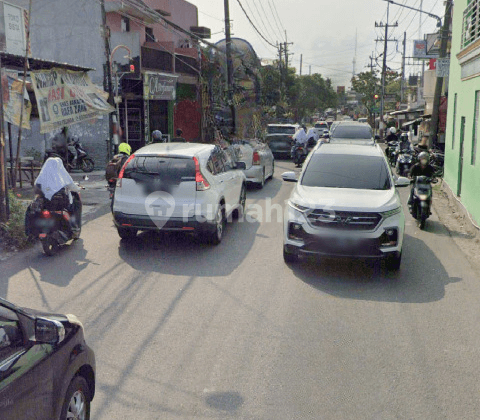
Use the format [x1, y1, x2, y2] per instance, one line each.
[374, 94, 379, 100]
[129, 58, 135, 73]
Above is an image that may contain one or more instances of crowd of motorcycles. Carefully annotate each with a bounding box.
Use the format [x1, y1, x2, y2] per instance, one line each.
[385, 133, 444, 230]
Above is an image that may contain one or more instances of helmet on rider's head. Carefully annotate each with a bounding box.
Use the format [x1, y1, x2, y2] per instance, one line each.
[418, 151, 430, 165]
[389, 127, 397, 134]
[152, 130, 163, 141]
[400, 132, 409, 140]
[118, 142, 131, 155]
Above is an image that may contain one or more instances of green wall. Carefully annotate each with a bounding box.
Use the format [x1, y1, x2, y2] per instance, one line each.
[444, 0, 480, 224]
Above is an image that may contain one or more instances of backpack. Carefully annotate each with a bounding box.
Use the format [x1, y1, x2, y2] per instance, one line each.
[105, 154, 127, 181]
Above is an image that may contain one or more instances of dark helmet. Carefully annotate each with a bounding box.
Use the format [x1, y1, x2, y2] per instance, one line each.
[418, 151, 430, 164]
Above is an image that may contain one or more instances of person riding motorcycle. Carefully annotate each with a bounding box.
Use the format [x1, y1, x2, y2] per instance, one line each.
[152, 130, 163, 143]
[407, 151, 436, 209]
[291, 126, 308, 160]
[385, 127, 398, 142]
[397, 132, 413, 152]
[106, 142, 132, 207]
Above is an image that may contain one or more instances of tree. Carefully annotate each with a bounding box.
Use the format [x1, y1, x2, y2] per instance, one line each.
[351, 71, 381, 121]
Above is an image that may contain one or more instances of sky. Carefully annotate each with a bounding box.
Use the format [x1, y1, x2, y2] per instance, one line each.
[187, 0, 446, 88]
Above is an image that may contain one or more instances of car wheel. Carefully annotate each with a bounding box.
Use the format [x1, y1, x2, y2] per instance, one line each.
[256, 168, 265, 189]
[41, 237, 59, 256]
[268, 161, 275, 180]
[283, 246, 298, 264]
[60, 376, 91, 420]
[117, 227, 138, 240]
[206, 204, 225, 245]
[232, 186, 246, 219]
[385, 252, 402, 271]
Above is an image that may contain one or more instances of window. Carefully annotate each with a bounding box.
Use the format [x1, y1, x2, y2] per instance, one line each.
[301, 155, 391, 190]
[208, 151, 225, 175]
[124, 157, 195, 182]
[452, 93, 458, 149]
[121, 17, 130, 33]
[267, 126, 296, 134]
[472, 91, 480, 165]
[462, 0, 479, 49]
[330, 125, 373, 139]
[145, 27, 155, 42]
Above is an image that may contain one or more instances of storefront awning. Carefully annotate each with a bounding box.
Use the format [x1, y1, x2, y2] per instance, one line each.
[402, 118, 423, 128]
[0, 52, 94, 72]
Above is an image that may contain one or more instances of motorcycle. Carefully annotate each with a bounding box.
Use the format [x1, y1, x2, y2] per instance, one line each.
[25, 188, 83, 256]
[429, 148, 445, 178]
[410, 175, 437, 230]
[395, 150, 415, 177]
[45, 138, 94, 173]
[386, 140, 400, 166]
[292, 138, 317, 167]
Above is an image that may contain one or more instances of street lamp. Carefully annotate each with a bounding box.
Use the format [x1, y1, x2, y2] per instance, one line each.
[382, 0, 442, 28]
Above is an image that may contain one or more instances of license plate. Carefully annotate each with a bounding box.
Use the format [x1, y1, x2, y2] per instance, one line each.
[35, 219, 54, 227]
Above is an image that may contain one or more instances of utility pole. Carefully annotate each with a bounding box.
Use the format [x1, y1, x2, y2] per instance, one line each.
[300, 54, 302, 76]
[100, 0, 114, 160]
[309, 65, 311, 75]
[430, 0, 453, 146]
[224, 0, 235, 135]
[368, 53, 375, 74]
[0, 55, 6, 222]
[278, 42, 283, 98]
[401, 32, 406, 102]
[375, 2, 398, 136]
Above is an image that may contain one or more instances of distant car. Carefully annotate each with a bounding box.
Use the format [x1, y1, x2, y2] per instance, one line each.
[358, 117, 368, 123]
[113, 143, 247, 244]
[329, 122, 376, 145]
[313, 121, 329, 137]
[282, 143, 410, 269]
[0, 297, 95, 419]
[233, 139, 275, 188]
[265, 124, 299, 158]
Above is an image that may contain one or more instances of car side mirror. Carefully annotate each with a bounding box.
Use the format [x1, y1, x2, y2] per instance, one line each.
[395, 176, 410, 187]
[235, 161, 246, 170]
[282, 171, 298, 182]
[35, 318, 65, 344]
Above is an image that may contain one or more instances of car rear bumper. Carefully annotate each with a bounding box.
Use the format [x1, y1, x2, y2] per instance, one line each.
[113, 212, 216, 233]
[243, 165, 264, 183]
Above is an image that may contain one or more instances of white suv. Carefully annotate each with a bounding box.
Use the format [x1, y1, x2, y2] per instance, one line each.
[282, 143, 410, 270]
[112, 143, 247, 245]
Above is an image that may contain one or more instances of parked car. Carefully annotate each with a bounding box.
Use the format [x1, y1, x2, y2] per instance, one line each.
[282, 143, 410, 270]
[112, 143, 247, 245]
[233, 140, 274, 188]
[265, 124, 299, 158]
[0, 297, 95, 419]
[329, 122, 378, 145]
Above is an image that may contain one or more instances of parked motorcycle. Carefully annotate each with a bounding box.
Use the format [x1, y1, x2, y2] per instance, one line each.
[410, 175, 437, 230]
[25, 189, 83, 256]
[395, 150, 415, 177]
[45, 138, 94, 173]
[430, 148, 445, 177]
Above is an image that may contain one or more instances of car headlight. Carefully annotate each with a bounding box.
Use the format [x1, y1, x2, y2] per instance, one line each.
[381, 207, 401, 218]
[288, 201, 309, 212]
[418, 194, 429, 200]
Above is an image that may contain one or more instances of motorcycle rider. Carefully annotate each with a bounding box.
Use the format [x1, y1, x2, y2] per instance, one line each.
[407, 151, 436, 209]
[385, 127, 398, 142]
[397, 132, 413, 152]
[152, 130, 163, 143]
[26, 157, 81, 235]
[291, 125, 308, 160]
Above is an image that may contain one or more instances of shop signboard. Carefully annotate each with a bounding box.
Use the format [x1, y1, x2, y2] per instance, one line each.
[413, 40, 438, 59]
[0, 1, 29, 56]
[143, 72, 179, 101]
[31, 68, 115, 133]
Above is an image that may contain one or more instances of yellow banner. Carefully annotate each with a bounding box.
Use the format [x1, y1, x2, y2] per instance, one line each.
[31, 68, 114, 134]
[2, 74, 31, 129]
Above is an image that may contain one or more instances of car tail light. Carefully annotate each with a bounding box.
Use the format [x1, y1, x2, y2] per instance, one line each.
[41, 210, 51, 218]
[253, 151, 261, 165]
[193, 157, 210, 191]
[117, 154, 135, 188]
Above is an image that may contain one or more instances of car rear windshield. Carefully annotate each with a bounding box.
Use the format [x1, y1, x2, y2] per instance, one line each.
[331, 125, 372, 139]
[267, 126, 295, 134]
[268, 134, 292, 141]
[315, 123, 328, 129]
[124, 156, 196, 181]
[302, 154, 391, 190]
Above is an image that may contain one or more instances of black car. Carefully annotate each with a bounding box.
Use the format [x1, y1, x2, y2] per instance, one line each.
[0, 298, 95, 419]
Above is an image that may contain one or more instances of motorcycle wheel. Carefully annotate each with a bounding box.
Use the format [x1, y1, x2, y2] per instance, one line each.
[81, 158, 95, 173]
[41, 236, 59, 256]
[417, 206, 428, 230]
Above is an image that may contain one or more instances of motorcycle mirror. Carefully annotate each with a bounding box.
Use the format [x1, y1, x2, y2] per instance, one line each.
[395, 177, 410, 187]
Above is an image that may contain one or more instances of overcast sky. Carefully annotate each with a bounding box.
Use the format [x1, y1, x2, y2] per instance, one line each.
[187, 0, 445, 87]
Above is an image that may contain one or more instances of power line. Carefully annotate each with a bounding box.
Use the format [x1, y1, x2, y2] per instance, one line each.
[270, 0, 286, 39]
[253, 0, 283, 45]
[234, 0, 277, 48]
[267, 0, 285, 42]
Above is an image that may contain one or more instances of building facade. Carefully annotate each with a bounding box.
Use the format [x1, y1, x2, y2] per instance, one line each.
[444, 0, 480, 224]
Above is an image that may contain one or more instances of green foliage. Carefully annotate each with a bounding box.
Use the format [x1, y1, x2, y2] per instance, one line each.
[351, 71, 381, 117]
[0, 192, 35, 250]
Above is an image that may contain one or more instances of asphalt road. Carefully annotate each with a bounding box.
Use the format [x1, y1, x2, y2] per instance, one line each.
[2, 159, 480, 420]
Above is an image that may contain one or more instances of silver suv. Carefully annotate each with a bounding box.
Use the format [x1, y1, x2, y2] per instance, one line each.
[282, 143, 410, 270]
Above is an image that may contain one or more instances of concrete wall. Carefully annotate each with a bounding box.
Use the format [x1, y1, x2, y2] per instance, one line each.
[6, 0, 111, 168]
[444, 0, 480, 224]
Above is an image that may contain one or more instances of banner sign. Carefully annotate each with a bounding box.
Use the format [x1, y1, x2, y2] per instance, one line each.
[143, 72, 178, 101]
[413, 40, 438, 59]
[2, 73, 31, 129]
[436, 58, 450, 77]
[31, 68, 115, 133]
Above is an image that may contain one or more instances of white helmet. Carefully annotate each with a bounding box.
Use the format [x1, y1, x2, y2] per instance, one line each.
[390, 127, 397, 134]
